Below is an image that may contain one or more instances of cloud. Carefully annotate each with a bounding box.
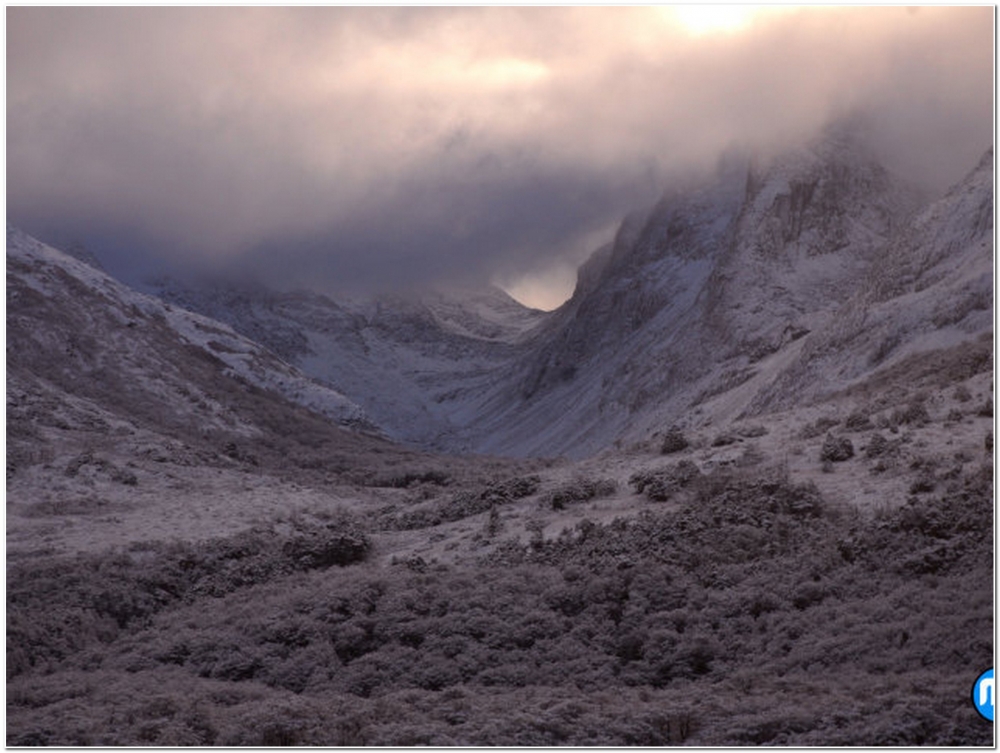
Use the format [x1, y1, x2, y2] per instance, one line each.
[6, 6, 994, 305]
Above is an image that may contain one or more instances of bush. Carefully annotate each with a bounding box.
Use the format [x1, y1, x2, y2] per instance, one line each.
[864, 432, 900, 460]
[711, 433, 738, 447]
[844, 410, 874, 432]
[392, 475, 542, 529]
[737, 424, 769, 438]
[630, 461, 702, 502]
[546, 478, 617, 510]
[282, 526, 370, 570]
[909, 475, 935, 494]
[820, 434, 854, 463]
[798, 416, 839, 440]
[381, 470, 451, 489]
[891, 398, 930, 427]
[659, 426, 689, 454]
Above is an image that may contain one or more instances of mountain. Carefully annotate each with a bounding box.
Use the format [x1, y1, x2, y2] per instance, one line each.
[741, 146, 994, 417]
[7, 224, 374, 433]
[139, 132, 991, 459]
[6, 140, 994, 748]
[150, 278, 547, 449]
[455, 132, 991, 456]
[5, 223, 432, 509]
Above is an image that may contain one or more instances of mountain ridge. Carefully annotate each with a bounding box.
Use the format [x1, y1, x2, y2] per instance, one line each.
[8, 133, 993, 459]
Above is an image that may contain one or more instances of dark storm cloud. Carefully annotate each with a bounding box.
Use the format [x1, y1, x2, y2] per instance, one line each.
[6, 6, 994, 303]
[240, 160, 653, 294]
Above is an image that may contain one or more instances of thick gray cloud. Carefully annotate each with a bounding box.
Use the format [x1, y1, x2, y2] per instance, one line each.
[7, 6, 994, 307]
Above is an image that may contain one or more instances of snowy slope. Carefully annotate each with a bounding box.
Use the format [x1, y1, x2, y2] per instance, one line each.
[452, 133, 990, 457]
[7, 225, 372, 431]
[151, 278, 547, 449]
[740, 146, 994, 417]
[20, 130, 989, 461]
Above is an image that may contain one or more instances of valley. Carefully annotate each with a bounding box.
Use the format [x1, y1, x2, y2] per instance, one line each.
[6, 132, 994, 745]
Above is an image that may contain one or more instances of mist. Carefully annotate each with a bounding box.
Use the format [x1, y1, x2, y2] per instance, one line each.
[6, 6, 993, 308]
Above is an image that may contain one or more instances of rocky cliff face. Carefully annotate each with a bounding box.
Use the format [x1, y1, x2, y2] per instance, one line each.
[741, 146, 993, 417]
[455, 132, 989, 457]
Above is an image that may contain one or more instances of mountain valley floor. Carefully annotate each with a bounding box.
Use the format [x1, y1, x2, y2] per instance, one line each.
[7, 338, 994, 746]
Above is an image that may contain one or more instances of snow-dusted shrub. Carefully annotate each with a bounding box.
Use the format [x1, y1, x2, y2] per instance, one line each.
[659, 426, 689, 454]
[629, 460, 701, 502]
[890, 397, 930, 426]
[735, 444, 766, 467]
[798, 416, 839, 439]
[863, 432, 901, 460]
[711, 432, 738, 447]
[381, 469, 451, 488]
[392, 475, 541, 529]
[545, 477, 617, 510]
[820, 433, 854, 462]
[844, 409, 874, 432]
[282, 525, 370, 570]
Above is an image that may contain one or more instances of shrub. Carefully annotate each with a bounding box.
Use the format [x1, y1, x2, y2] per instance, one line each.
[546, 478, 617, 510]
[820, 434, 854, 463]
[711, 433, 738, 447]
[909, 475, 935, 494]
[891, 398, 930, 427]
[630, 461, 702, 502]
[798, 417, 839, 440]
[382, 470, 451, 489]
[844, 410, 874, 432]
[393, 475, 542, 529]
[864, 432, 902, 460]
[660, 426, 689, 454]
[282, 526, 370, 570]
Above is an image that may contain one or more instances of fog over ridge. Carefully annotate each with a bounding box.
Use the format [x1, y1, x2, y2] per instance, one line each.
[6, 6, 993, 308]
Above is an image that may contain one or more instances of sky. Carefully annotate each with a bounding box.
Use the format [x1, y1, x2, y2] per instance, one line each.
[6, 5, 995, 310]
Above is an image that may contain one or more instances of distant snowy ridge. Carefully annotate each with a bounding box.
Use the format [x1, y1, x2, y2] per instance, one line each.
[11, 132, 991, 459]
[150, 276, 548, 449]
[7, 224, 373, 430]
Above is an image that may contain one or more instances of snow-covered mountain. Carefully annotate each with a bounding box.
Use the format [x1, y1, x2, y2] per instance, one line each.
[149, 278, 547, 449]
[455, 131, 991, 457]
[7, 224, 375, 444]
[9, 129, 992, 460]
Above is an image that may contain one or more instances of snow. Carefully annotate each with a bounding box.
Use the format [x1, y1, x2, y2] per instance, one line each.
[4, 138, 994, 570]
[7, 133, 991, 461]
[7, 224, 370, 429]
